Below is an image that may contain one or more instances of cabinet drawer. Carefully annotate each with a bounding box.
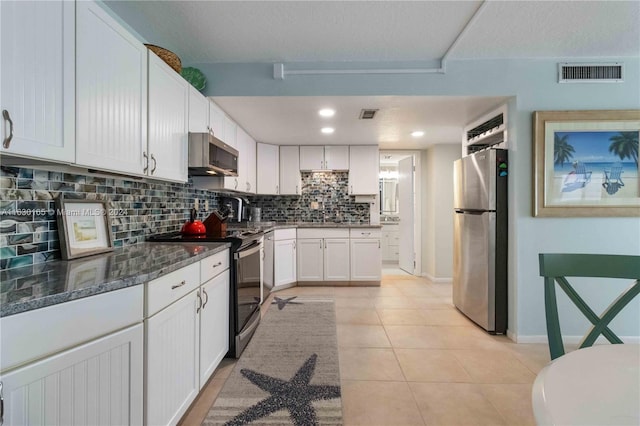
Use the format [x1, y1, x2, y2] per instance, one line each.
[390, 234, 401, 245]
[350, 228, 382, 239]
[274, 228, 297, 240]
[1, 286, 143, 372]
[297, 228, 349, 239]
[201, 249, 230, 284]
[146, 263, 200, 317]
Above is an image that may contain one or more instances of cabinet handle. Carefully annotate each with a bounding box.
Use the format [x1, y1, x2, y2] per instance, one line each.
[293, 240, 296, 249]
[212, 261, 222, 268]
[143, 151, 149, 173]
[150, 154, 157, 174]
[361, 232, 371, 236]
[276, 185, 279, 194]
[295, 185, 298, 194]
[378, 240, 381, 249]
[196, 291, 203, 313]
[234, 179, 238, 190]
[171, 280, 186, 290]
[350, 185, 353, 193]
[202, 288, 209, 309]
[2, 110, 14, 149]
[1, 381, 4, 425]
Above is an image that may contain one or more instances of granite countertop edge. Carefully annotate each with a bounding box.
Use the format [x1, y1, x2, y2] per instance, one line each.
[233, 222, 383, 232]
[1, 242, 231, 318]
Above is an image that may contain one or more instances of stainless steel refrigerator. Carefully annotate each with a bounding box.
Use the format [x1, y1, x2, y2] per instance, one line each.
[453, 149, 508, 334]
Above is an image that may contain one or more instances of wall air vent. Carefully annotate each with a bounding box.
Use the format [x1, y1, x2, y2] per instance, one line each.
[463, 104, 508, 156]
[558, 63, 624, 83]
[359, 109, 379, 119]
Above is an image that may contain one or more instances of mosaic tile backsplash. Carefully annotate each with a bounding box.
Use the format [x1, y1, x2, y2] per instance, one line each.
[0, 168, 369, 270]
[0, 166, 221, 270]
[249, 172, 370, 223]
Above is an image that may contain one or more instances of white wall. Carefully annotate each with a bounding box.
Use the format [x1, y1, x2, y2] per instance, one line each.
[421, 145, 461, 282]
[195, 57, 640, 341]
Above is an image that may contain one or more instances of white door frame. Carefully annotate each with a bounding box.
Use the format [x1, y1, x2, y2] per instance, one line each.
[379, 150, 422, 276]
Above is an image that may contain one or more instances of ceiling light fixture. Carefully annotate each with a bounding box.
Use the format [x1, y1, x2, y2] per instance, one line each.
[321, 127, 335, 134]
[318, 108, 335, 117]
[411, 131, 425, 137]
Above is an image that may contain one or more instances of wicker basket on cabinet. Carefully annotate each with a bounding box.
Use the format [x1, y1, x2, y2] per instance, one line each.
[144, 44, 182, 73]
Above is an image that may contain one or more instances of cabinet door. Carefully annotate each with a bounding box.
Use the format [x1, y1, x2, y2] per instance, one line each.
[76, 1, 147, 176]
[223, 115, 237, 148]
[0, 324, 143, 426]
[325, 146, 349, 170]
[148, 52, 189, 182]
[0, 0, 74, 163]
[350, 239, 382, 280]
[257, 143, 280, 194]
[146, 290, 199, 426]
[279, 146, 301, 195]
[224, 124, 244, 191]
[209, 101, 225, 139]
[324, 238, 350, 281]
[349, 145, 379, 195]
[199, 272, 230, 388]
[297, 238, 324, 281]
[188, 86, 210, 133]
[274, 239, 297, 287]
[246, 133, 256, 194]
[299, 146, 324, 170]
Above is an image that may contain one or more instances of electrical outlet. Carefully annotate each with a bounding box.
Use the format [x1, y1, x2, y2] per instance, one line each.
[194, 199, 199, 210]
[310, 201, 319, 209]
[205, 200, 209, 211]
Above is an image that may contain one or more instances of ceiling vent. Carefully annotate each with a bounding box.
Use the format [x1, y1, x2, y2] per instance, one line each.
[558, 63, 623, 83]
[359, 109, 379, 120]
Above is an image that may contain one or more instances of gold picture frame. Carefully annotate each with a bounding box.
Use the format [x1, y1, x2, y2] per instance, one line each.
[55, 198, 114, 260]
[533, 110, 640, 217]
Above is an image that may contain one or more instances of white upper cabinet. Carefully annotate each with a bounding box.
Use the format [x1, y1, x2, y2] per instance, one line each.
[188, 86, 209, 133]
[324, 146, 350, 170]
[76, 1, 147, 176]
[279, 146, 301, 195]
[223, 115, 237, 148]
[245, 131, 256, 194]
[147, 52, 189, 182]
[208, 101, 225, 140]
[257, 143, 280, 194]
[348, 145, 379, 195]
[299, 145, 349, 171]
[299, 146, 325, 170]
[0, 0, 75, 163]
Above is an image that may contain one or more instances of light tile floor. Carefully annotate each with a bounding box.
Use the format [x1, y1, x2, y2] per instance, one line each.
[179, 274, 547, 426]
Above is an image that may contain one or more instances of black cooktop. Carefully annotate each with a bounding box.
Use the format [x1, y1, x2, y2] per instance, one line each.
[147, 230, 263, 251]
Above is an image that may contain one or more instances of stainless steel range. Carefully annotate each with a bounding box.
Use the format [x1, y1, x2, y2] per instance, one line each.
[148, 229, 264, 358]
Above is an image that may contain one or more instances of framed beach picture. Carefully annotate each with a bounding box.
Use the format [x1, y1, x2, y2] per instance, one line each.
[55, 198, 114, 259]
[533, 110, 640, 217]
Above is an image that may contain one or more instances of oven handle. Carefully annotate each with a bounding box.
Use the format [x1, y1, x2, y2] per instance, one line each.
[234, 241, 262, 260]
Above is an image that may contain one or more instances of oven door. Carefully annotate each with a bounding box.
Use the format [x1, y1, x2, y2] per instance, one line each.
[235, 239, 263, 332]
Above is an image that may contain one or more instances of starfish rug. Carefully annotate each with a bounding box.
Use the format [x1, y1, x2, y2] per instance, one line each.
[203, 297, 343, 425]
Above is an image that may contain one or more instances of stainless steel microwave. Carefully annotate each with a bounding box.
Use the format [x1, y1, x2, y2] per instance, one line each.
[188, 133, 239, 176]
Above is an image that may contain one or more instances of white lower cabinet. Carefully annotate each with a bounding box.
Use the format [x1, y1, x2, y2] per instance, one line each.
[144, 250, 230, 425]
[145, 289, 200, 426]
[297, 229, 350, 282]
[350, 229, 382, 281]
[0, 324, 143, 426]
[274, 229, 297, 288]
[199, 272, 230, 385]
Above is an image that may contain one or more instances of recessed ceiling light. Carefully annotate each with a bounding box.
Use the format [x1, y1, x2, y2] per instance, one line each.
[411, 131, 425, 137]
[321, 127, 335, 134]
[318, 108, 335, 117]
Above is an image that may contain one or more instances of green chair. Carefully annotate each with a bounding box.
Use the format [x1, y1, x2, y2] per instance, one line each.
[538, 253, 640, 360]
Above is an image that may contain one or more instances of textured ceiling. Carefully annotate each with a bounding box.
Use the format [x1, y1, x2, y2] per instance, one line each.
[103, 0, 639, 149]
[105, 0, 640, 64]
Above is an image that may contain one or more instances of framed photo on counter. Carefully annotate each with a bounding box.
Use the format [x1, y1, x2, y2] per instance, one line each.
[533, 110, 640, 217]
[55, 198, 114, 260]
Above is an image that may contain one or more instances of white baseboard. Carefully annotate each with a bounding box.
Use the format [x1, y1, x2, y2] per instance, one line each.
[420, 272, 452, 283]
[513, 334, 640, 344]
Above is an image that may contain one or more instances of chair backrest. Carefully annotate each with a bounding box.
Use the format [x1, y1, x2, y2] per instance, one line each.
[610, 163, 623, 179]
[538, 253, 640, 360]
[575, 162, 587, 174]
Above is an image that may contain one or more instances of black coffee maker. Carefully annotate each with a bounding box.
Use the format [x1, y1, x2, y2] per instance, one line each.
[220, 196, 250, 222]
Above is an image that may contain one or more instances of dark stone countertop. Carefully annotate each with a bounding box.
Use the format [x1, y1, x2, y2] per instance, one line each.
[229, 222, 383, 232]
[0, 242, 231, 318]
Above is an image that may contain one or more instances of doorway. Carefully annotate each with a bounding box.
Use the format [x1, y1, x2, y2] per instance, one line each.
[379, 151, 421, 276]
